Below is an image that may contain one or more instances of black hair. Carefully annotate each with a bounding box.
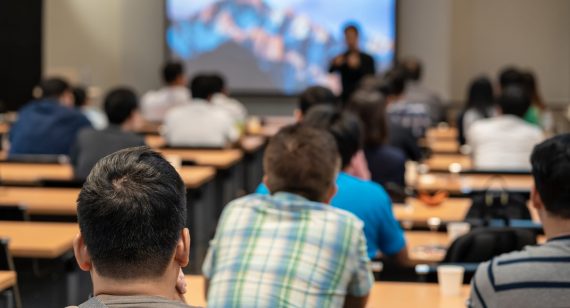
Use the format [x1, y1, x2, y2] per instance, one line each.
[162, 61, 184, 84]
[499, 67, 524, 90]
[190, 75, 217, 100]
[302, 105, 363, 169]
[344, 24, 359, 35]
[401, 57, 423, 81]
[39, 77, 71, 99]
[298, 86, 338, 115]
[465, 76, 495, 118]
[382, 67, 407, 96]
[77, 146, 187, 279]
[498, 85, 531, 118]
[73, 86, 88, 108]
[209, 74, 226, 94]
[531, 134, 570, 218]
[104, 87, 139, 125]
[347, 90, 389, 147]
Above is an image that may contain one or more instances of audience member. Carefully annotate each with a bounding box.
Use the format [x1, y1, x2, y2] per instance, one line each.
[141, 61, 191, 123]
[329, 24, 376, 104]
[9, 77, 92, 156]
[71, 88, 145, 179]
[498, 66, 524, 91]
[72, 147, 193, 307]
[383, 67, 432, 138]
[400, 57, 445, 123]
[347, 90, 406, 188]
[295, 85, 338, 121]
[467, 86, 544, 170]
[457, 77, 497, 145]
[257, 106, 407, 261]
[204, 125, 373, 307]
[163, 75, 239, 148]
[73, 86, 108, 130]
[521, 70, 553, 131]
[209, 74, 247, 128]
[469, 134, 570, 307]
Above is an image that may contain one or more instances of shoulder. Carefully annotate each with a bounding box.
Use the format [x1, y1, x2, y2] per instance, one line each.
[338, 173, 390, 201]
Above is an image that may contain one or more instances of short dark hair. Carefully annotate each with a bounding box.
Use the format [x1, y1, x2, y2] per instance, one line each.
[77, 147, 187, 279]
[531, 134, 570, 218]
[344, 24, 359, 35]
[298, 86, 337, 115]
[162, 62, 184, 84]
[303, 105, 363, 169]
[382, 68, 406, 96]
[498, 85, 530, 118]
[401, 57, 423, 81]
[104, 87, 139, 125]
[190, 75, 217, 100]
[499, 67, 524, 90]
[264, 125, 339, 202]
[73, 86, 88, 108]
[465, 76, 495, 117]
[347, 90, 389, 147]
[209, 74, 226, 93]
[40, 77, 71, 99]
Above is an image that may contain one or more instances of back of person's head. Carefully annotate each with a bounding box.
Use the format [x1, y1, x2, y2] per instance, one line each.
[499, 66, 524, 90]
[210, 73, 226, 94]
[531, 134, 570, 218]
[401, 57, 423, 82]
[521, 70, 544, 108]
[39, 77, 71, 99]
[77, 146, 187, 279]
[298, 86, 337, 115]
[466, 76, 495, 116]
[73, 86, 88, 108]
[382, 67, 407, 97]
[263, 125, 339, 202]
[104, 87, 139, 125]
[302, 105, 363, 169]
[498, 85, 531, 118]
[347, 90, 388, 147]
[190, 75, 217, 100]
[162, 61, 185, 85]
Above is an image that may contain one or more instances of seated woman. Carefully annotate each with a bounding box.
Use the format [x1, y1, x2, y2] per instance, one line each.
[457, 76, 496, 145]
[348, 90, 406, 189]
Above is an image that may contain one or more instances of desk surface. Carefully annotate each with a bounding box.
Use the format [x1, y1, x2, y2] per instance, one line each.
[426, 127, 458, 140]
[146, 135, 266, 154]
[415, 173, 533, 193]
[0, 271, 16, 292]
[406, 231, 450, 263]
[394, 198, 471, 223]
[0, 222, 78, 258]
[160, 149, 243, 169]
[183, 275, 469, 308]
[0, 162, 74, 182]
[424, 140, 460, 154]
[424, 154, 472, 172]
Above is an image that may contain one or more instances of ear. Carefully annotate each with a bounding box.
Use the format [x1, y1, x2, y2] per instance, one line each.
[262, 175, 271, 194]
[73, 233, 92, 272]
[293, 109, 303, 123]
[175, 228, 191, 268]
[324, 184, 338, 204]
[531, 186, 544, 212]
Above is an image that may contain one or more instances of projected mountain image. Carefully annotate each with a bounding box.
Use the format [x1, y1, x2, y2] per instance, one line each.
[167, 0, 396, 94]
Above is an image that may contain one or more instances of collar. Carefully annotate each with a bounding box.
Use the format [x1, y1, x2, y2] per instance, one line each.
[271, 191, 311, 202]
[547, 234, 570, 243]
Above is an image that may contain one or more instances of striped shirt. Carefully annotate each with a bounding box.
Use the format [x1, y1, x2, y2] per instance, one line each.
[202, 192, 374, 308]
[469, 235, 570, 308]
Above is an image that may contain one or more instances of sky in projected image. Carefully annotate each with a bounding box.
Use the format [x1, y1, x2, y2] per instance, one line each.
[167, 0, 396, 94]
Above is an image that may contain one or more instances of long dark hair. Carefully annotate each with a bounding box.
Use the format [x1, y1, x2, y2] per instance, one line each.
[465, 76, 495, 118]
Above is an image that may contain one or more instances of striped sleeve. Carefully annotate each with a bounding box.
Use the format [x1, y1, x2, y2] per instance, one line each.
[468, 261, 492, 308]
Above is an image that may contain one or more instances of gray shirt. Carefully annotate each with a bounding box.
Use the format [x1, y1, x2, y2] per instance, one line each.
[468, 235, 570, 308]
[70, 295, 199, 308]
[71, 125, 145, 179]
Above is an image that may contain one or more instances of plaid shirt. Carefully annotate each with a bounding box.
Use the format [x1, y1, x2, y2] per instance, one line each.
[202, 192, 374, 308]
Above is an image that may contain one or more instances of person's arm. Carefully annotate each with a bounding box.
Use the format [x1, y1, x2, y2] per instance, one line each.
[363, 54, 376, 76]
[329, 54, 345, 73]
[383, 246, 411, 267]
[204, 277, 210, 300]
[343, 294, 369, 308]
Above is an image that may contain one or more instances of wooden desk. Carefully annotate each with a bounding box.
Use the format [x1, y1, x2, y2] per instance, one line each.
[240, 136, 266, 154]
[0, 187, 79, 215]
[415, 173, 533, 194]
[424, 154, 472, 172]
[0, 222, 78, 258]
[0, 271, 16, 292]
[183, 275, 469, 308]
[247, 116, 295, 137]
[426, 140, 460, 154]
[145, 135, 166, 148]
[0, 163, 73, 182]
[160, 149, 243, 170]
[394, 198, 471, 223]
[426, 127, 458, 140]
[406, 231, 450, 263]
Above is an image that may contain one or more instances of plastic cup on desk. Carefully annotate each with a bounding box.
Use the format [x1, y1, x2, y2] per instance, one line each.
[437, 265, 465, 296]
[447, 222, 471, 242]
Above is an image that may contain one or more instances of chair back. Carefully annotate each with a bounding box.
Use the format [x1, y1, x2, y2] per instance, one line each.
[0, 205, 29, 221]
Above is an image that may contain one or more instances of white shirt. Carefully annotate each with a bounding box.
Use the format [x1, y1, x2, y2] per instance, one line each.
[163, 99, 239, 148]
[467, 115, 545, 170]
[141, 86, 190, 122]
[211, 93, 247, 125]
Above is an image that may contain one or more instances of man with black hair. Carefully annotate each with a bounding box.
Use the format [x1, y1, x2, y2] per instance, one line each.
[498, 66, 524, 91]
[164, 75, 239, 148]
[71, 87, 145, 179]
[400, 57, 445, 123]
[294, 85, 338, 121]
[71, 147, 194, 307]
[210, 73, 248, 125]
[257, 106, 408, 263]
[9, 77, 92, 156]
[329, 25, 376, 104]
[141, 61, 191, 123]
[468, 134, 570, 307]
[467, 85, 544, 170]
[205, 125, 373, 307]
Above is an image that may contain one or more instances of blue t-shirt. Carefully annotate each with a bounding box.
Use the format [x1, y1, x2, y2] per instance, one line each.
[256, 172, 406, 258]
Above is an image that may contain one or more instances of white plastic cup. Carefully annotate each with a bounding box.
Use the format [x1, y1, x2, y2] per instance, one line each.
[447, 222, 471, 242]
[437, 265, 465, 296]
